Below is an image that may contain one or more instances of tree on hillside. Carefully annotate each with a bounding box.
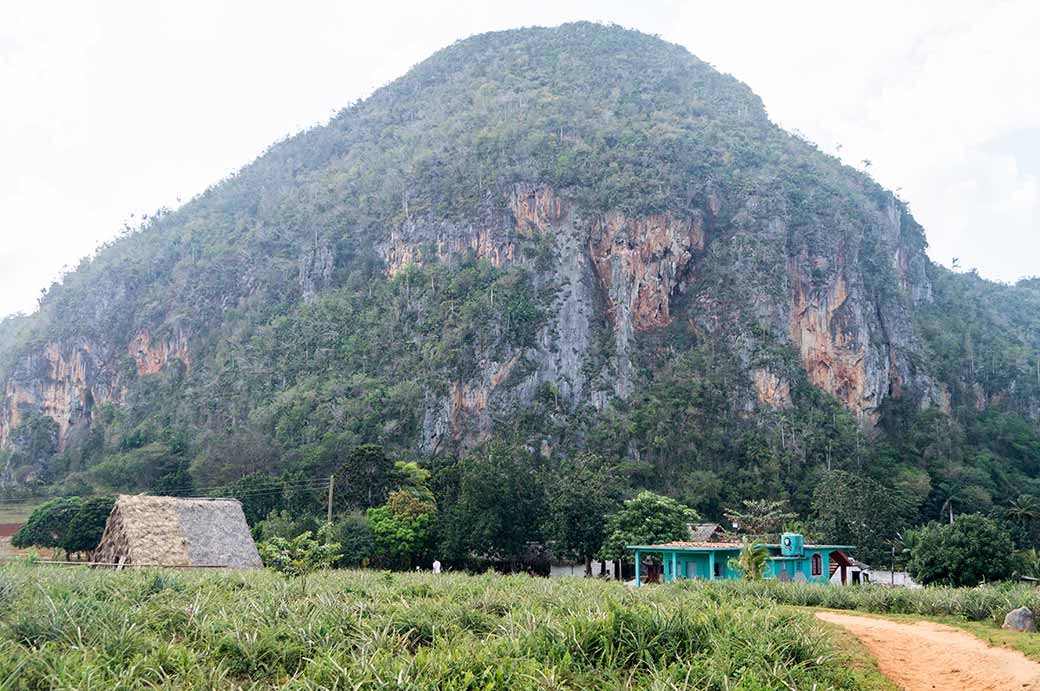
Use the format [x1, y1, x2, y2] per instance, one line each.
[600, 491, 698, 560]
[544, 453, 623, 576]
[906, 514, 1015, 586]
[368, 461, 437, 569]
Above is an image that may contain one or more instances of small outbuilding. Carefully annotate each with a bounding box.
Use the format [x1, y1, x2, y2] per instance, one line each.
[93, 495, 262, 568]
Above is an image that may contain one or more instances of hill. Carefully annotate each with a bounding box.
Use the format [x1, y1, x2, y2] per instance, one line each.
[1, 23, 1038, 553]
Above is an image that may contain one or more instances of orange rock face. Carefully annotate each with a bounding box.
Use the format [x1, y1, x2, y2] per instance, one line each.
[448, 353, 520, 444]
[753, 369, 792, 408]
[0, 329, 190, 452]
[589, 211, 705, 331]
[384, 184, 565, 277]
[509, 184, 566, 233]
[128, 329, 191, 377]
[0, 342, 123, 449]
[787, 255, 876, 420]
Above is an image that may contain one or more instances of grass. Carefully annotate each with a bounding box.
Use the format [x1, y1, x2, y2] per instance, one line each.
[695, 578, 1040, 625]
[0, 502, 36, 525]
[0, 566, 883, 691]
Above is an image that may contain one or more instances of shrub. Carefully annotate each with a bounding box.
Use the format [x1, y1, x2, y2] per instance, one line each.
[906, 514, 1016, 586]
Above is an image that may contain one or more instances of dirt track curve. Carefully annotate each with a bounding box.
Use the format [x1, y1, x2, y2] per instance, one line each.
[816, 611, 1040, 691]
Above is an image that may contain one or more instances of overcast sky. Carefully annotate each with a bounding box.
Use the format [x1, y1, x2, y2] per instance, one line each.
[1, 0, 1037, 318]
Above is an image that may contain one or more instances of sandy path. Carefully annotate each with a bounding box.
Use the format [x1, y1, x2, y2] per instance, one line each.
[816, 611, 1040, 691]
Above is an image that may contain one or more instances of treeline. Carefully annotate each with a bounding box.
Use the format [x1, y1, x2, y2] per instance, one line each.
[14, 440, 1038, 588]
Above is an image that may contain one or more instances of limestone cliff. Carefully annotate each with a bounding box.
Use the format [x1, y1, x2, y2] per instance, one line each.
[0, 23, 1034, 494]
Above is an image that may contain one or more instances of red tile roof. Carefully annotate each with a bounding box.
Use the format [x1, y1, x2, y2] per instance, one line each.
[650, 541, 744, 549]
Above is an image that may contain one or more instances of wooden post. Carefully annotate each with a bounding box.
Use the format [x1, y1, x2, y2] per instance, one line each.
[635, 550, 641, 587]
[671, 551, 677, 583]
[708, 551, 716, 580]
[327, 475, 335, 524]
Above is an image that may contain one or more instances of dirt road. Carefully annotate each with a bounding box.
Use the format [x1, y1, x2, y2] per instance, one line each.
[817, 610, 1040, 691]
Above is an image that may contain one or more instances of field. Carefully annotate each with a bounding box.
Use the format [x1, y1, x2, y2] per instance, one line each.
[0, 566, 898, 691]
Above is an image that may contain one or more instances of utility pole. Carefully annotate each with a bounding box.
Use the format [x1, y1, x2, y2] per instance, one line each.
[327, 475, 335, 524]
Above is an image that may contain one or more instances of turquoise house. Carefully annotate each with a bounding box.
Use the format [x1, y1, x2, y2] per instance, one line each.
[626, 533, 857, 586]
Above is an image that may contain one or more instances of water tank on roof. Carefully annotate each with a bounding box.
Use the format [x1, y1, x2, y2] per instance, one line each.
[781, 532, 803, 557]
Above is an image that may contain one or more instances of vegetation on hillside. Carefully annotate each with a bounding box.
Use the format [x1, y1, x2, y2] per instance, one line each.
[0, 23, 1037, 571]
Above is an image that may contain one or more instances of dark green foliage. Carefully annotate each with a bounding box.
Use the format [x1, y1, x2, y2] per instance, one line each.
[11, 497, 83, 553]
[543, 453, 623, 572]
[61, 496, 115, 556]
[811, 470, 919, 563]
[439, 443, 544, 567]
[906, 514, 1016, 587]
[600, 491, 698, 560]
[252, 509, 320, 543]
[329, 511, 375, 567]
[333, 443, 395, 511]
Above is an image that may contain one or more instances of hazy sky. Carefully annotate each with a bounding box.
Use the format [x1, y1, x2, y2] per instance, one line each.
[2, 0, 1037, 318]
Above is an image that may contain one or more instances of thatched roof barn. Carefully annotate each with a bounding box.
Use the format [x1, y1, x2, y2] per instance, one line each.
[93, 495, 262, 568]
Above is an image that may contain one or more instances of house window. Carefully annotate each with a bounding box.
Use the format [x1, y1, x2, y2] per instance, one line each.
[811, 553, 823, 577]
[714, 561, 723, 578]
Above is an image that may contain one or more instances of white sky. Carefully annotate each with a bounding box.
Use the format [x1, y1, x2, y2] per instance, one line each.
[1, 0, 1037, 318]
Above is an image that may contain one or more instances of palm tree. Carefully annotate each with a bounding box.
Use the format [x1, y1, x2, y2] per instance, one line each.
[1007, 495, 1040, 526]
[728, 541, 769, 580]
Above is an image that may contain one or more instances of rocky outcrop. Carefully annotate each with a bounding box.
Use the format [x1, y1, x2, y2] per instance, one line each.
[128, 329, 191, 377]
[0, 341, 124, 451]
[299, 241, 335, 303]
[754, 368, 792, 408]
[787, 256, 879, 419]
[0, 328, 190, 457]
[589, 211, 706, 396]
[408, 183, 713, 446]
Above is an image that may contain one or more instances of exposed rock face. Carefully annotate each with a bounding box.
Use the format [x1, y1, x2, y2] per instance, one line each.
[754, 369, 792, 409]
[1, 328, 190, 458]
[395, 180, 946, 447]
[299, 241, 335, 303]
[787, 257, 879, 419]
[589, 211, 706, 397]
[128, 329, 191, 377]
[0, 341, 124, 451]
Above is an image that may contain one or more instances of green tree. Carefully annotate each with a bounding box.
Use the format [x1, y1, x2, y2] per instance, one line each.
[367, 500, 435, 569]
[334, 444, 395, 510]
[331, 511, 375, 567]
[440, 443, 544, 568]
[906, 514, 1015, 586]
[258, 527, 341, 582]
[11, 497, 83, 556]
[600, 491, 698, 560]
[811, 470, 917, 564]
[544, 453, 622, 576]
[61, 496, 115, 558]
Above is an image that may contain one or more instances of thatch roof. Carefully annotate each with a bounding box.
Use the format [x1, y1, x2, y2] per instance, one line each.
[92, 495, 262, 568]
